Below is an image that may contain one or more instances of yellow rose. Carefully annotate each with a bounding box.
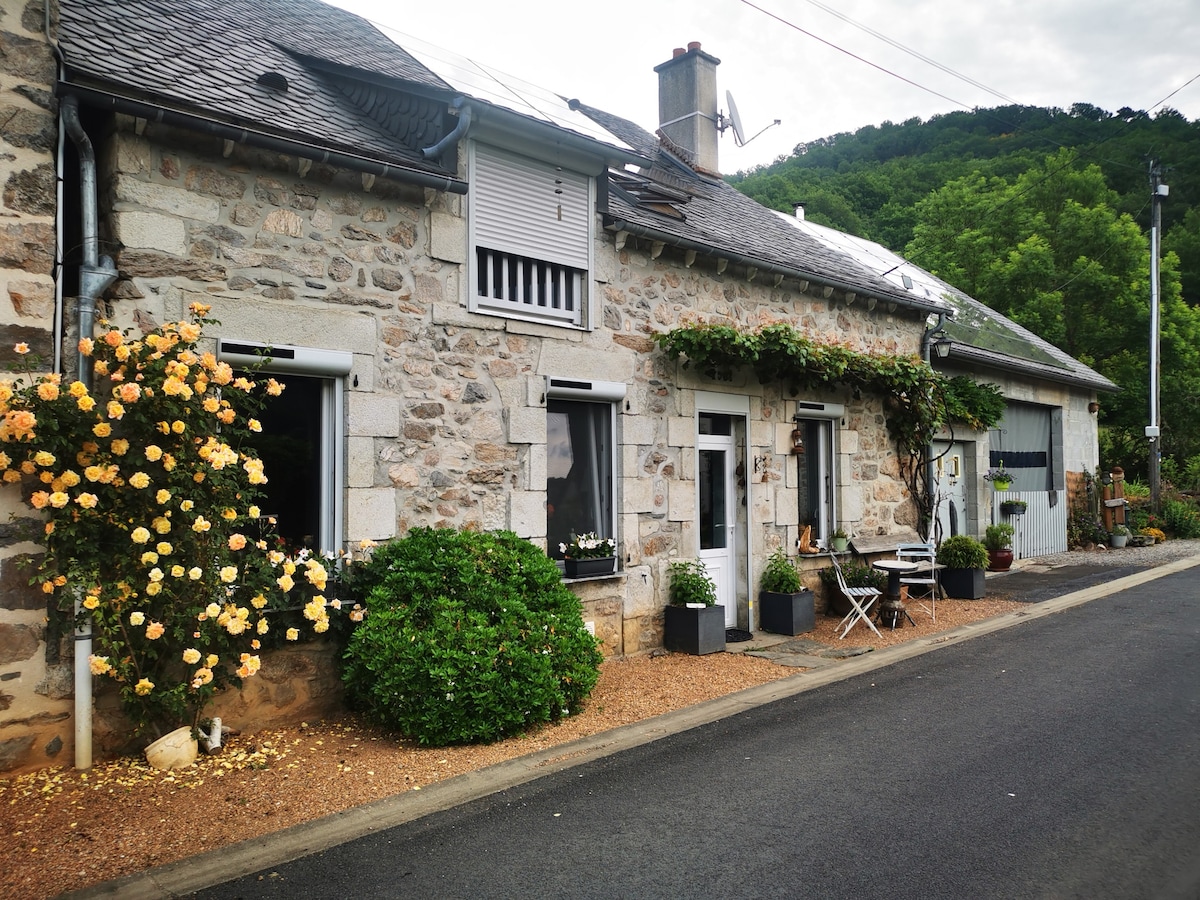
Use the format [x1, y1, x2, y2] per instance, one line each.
[205, 653, 218, 667]
[145, 621, 164, 640]
[75, 492, 99, 509]
[140, 552, 159, 565]
[106, 400, 125, 420]
[144, 582, 162, 596]
[111, 439, 129, 456]
[219, 565, 238, 584]
[189, 567, 202, 580]
[34, 450, 56, 467]
[156, 541, 172, 555]
[134, 678, 154, 696]
[82, 596, 99, 610]
[145, 445, 163, 462]
[92, 423, 112, 438]
[286, 628, 299, 641]
[155, 489, 171, 504]
[89, 655, 112, 676]
[128, 471, 150, 489]
[130, 527, 151, 544]
[205, 602, 221, 618]
[77, 395, 96, 412]
[130, 611, 145, 626]
[171, 565, 185, 578]
[182, 648, 201, 665]
[256, 618, 269, 635]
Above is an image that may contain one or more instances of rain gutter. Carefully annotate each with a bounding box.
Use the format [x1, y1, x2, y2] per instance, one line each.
[605, 217, 948, 315]
[58, 82, 469, 195]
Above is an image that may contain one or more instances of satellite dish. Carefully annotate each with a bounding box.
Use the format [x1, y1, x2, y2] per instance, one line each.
[725, 90, 747, 146]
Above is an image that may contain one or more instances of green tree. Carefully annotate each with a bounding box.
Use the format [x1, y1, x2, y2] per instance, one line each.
[907, 150, 1200, 473]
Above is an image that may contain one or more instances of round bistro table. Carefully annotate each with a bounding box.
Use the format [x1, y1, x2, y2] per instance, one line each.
[871, 559, 919, 628]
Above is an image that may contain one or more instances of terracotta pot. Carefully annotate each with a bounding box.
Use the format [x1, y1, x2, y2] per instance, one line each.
[987, 548, 1014, 572]
[144, 726, 198, 771]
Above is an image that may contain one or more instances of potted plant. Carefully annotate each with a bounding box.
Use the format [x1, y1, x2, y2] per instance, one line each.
[757, 549, 814, 636]
[560, 532, 617, 578]
[663, 560, 725, 655]
[984, 522, 1015, 571]
[830, 527, 850, 553]
[1109, 523, 1131, 549]
[984, 461, 1014, 492]
[936, 534, 988, 599]
[1000, 499, 1027, 516]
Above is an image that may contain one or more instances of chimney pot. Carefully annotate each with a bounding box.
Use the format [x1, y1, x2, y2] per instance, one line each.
[688, 41, 702, 51]
[794, 203, 806, 221]
[673, 47, 685, 58]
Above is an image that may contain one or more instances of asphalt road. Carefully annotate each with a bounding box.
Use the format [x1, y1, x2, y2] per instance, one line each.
[196, 573, 1200, 900]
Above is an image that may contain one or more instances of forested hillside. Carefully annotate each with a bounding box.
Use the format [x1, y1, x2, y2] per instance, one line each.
[729, 104, 1200, 481]
[730, 104, 1200, 302]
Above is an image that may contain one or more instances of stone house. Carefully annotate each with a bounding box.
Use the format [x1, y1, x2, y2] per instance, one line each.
[0, 0, 1108, 772]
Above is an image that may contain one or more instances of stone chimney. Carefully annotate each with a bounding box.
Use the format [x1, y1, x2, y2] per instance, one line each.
[654, 41, 721, 173]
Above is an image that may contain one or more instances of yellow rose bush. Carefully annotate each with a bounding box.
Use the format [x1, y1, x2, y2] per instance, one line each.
[0, 305, 358, 740]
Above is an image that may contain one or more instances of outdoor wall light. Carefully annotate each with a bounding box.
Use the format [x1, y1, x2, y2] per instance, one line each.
[790, 427, 805, 454]
[932, 339, 952, 359]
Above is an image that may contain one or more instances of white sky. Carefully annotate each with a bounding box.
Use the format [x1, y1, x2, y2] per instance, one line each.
[328, 0, 1200, 175]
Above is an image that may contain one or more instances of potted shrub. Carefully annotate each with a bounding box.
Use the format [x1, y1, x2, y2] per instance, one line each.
[1110, 523, 1131, 548]
[984, 522, 1015, 571]
[560, 532, 617, 578]
[758, 549, 814, 636]
[1000, 499, 1027, 516]
[936, 534, 988, 599]
[663, 560, 725, 655]
[830, 527, 850, 553]
[818, 561, 886, 616]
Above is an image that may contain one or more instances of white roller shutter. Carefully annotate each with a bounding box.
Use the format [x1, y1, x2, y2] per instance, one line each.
[471, 144, 591, 271]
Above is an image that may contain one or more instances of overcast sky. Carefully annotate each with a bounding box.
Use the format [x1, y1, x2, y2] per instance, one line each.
[329, 0, 1200, 174]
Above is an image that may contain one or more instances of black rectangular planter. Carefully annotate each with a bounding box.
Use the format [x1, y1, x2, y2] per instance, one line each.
[663, 604, 726, 655]
[758, 589, 815, 636]
[940, 567, 987, 599]
[563, 556, 615, 578]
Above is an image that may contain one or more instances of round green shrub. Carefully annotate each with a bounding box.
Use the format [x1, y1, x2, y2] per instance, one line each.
[342, 528, 603, 746]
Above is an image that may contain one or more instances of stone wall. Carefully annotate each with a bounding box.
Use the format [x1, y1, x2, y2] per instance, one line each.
[0, 0, 72, 775]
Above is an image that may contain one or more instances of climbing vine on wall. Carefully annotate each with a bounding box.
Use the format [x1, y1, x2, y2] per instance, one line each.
[653, 322, 1004, 531]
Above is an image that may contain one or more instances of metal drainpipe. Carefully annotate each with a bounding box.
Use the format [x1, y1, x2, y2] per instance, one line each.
[61, 96, 118, 770]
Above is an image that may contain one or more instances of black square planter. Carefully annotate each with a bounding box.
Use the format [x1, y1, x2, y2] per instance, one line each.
[940, 567, 987, 599]
[758, 589, 815, 636]
[663, 604, 726, 655]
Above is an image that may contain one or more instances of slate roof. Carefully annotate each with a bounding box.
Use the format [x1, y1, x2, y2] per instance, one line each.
[779, 216, 1118, 393]
[59, 0, 458, 171]
[572, 105, 948, 314]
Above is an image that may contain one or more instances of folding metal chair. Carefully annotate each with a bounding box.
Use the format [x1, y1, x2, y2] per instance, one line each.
[831, 554, 883, 639]
[896, 542, 938, 621]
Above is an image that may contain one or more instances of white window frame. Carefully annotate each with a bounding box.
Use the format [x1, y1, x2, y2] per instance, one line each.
[545, 377, 623, 562]
[217, 340, 349, 553]
[469, 142, 593, 328]
[793, 401, 843, 549]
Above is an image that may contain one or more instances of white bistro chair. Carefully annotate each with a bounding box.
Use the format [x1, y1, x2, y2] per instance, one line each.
[896, 542, 938, 620]
[831, 554, 883, 640]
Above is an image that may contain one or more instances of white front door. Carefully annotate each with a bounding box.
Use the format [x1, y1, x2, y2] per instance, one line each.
[932, 440, 969, 542]
[698, 422, 737, 627]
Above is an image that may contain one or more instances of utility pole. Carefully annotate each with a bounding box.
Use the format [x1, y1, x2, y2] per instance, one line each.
[1148, 160, 1167, 516]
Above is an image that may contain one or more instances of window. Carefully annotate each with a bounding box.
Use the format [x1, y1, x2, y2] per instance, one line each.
[217, 341, 349, 554]
[469, 143, 592, 327]
[543, 380, 621, 561]
[795, 417, 836, 546]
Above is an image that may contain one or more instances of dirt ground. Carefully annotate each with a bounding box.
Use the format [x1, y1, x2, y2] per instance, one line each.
[0, 595, 1024, 898]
